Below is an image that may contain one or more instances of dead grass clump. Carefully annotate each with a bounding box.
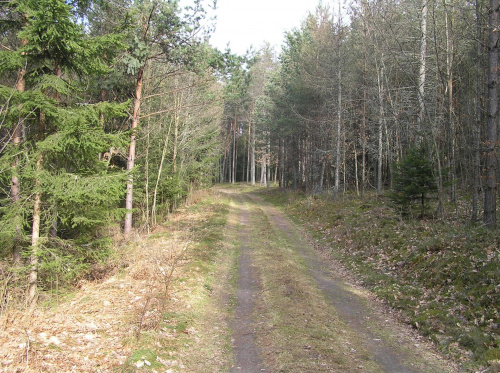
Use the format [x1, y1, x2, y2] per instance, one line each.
[186, 188, 213, 206]
[0, 262, 26, 316]
[82, 261, 120, 283]
[129, 235, 189, 339]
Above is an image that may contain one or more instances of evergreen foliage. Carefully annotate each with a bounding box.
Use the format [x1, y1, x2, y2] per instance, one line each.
[0, 0, 130, 291]
[389, 147, 437, 217]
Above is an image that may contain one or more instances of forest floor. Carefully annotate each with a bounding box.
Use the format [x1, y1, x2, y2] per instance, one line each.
[0, 186, 485, 372]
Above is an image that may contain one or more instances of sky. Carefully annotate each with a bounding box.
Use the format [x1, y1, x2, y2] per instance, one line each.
[208, 0, 322, 55]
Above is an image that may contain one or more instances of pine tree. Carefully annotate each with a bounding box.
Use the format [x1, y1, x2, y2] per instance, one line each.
[121, 0, 213, 236]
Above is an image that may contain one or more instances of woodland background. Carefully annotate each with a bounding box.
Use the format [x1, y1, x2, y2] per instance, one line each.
[0, 0, 499, 363]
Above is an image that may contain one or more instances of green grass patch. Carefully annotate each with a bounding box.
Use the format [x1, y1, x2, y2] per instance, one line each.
[122, 349, 165, 371]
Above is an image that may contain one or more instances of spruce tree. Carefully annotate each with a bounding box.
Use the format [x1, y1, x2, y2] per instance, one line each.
[0, 0, 128, 304]
[390, 147, 437, 218]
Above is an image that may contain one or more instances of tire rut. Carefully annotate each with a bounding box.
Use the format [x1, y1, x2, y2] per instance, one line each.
[230, 193, 267, 373]
[243, 191, 455, 373]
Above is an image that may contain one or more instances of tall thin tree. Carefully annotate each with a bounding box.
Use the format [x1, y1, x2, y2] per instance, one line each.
[484, 0, 499, 227]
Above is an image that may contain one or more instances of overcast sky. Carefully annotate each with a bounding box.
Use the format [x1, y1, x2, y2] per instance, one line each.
[208, 0, 322, 55]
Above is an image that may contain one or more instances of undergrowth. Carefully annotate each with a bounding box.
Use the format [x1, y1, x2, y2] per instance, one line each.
[259, 188, 500, 372]
[121, 189, 232, 372]
[0, 234, 119, 313]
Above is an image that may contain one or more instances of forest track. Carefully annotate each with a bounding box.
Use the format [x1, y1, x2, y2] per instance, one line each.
[224, 188, 457, 373]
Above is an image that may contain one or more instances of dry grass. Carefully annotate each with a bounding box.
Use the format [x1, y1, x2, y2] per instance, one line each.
[130, 232, 189, 337]
[0, 189, 232, 372]
[0, 263, 24, 317]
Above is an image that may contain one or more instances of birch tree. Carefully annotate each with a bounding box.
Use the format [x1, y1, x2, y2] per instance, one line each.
[122, 0, 211, 236]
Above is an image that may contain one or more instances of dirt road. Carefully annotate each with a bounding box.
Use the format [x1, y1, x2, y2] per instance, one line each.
[225, 189, 456, 373]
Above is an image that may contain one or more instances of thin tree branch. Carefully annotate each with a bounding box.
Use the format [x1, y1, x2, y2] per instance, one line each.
[139, 99, 222, 119]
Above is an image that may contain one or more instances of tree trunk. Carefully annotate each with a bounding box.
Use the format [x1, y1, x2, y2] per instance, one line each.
[172, 93, 182, 173]
[247, 106, 252, 183]
[278, 138, 282, 187]
[484, 0, 499, 227]
[251, 113, 256, 185]
[376, 63, 385, 196]
[472, 0, 484, 222]
[354, 142, 359, 196]
[145, 120, 150, 233]
[27, 100, 47, 305]
[124, 66, 144, 236]
[152, 117, 173, 227]
[432, 126, 445, 218]
[362, 65, 367, 196]
[416, 0, 428, 145]
[385, 114, 392, 190]
[334, 6, 343, 199]
[232, 108, 237, 184]
[444, 0, 457, 206]
[260, 155, 266, 186]
[242, 134, 247, 182]
[11, 41, 27, 264]
[343, 130, 347, 194]
[281, 139, 285, 188]
[222, 147, 228, 182]
[228, 135, 232, 183]
[28, 156, 42, 306]
[49, 65, 63, 238]
[293, 145, 299, 190]
[361, 1, 369, 196]
[334, 64, 342, 199]
[320, 158, 326, 191]
[266, 133, 271, 189]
